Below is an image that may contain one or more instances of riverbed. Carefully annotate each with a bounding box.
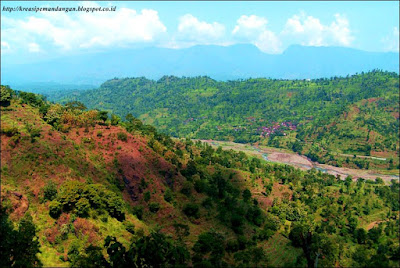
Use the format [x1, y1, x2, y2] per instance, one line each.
[198, 139, 399, 182]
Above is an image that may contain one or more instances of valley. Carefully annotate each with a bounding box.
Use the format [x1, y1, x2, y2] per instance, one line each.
[2, 2, 399, 267]
[198, 139, 400, 182]
[51, 71, 400, 173]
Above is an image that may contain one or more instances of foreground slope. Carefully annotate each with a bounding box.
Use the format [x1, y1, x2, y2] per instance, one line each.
[1, 86, 399, 267]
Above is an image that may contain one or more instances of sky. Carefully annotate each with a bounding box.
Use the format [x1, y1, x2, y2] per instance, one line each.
[1, 1, 399, 64]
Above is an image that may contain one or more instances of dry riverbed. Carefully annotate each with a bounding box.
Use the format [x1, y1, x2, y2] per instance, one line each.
[197, 139, 399, 183]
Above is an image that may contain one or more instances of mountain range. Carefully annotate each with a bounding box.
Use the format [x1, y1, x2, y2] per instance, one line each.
[2, 44, 399, 90]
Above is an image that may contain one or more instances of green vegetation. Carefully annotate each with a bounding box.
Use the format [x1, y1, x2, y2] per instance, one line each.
[0, 210, 42, 267]
[52, 181, 125, 220]
[1, 86, 399, 267]
[53, 70, 399, 170]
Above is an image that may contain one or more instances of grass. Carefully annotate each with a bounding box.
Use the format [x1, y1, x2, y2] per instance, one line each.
[263, 233, 302, 267]
[38, 244, 68, 267]
[359, 209, 388, 228]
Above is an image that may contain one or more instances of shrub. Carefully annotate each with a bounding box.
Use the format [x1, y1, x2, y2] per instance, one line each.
[183, 203, 199, 218]
[132, 206, 143, 220]
[180, 181, 193, 197]
[25, 123, 41, 142]
[164, 188, 174, 203]
[49, 200, 62, 218]
[258, 228, 275, 241]
[1, 126, 19, 137]
[149, 202, 160, 213]
[117, 132, 127, 142]
[144, 191, 151, 202]
[194, 180, 207, 193]
[202, 197, 213, 209]
[43, 181, 58, 201]
[82, 137, 92, 144]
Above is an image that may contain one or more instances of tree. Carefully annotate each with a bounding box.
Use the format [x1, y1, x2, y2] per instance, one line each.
[0, 210, 42, 267]
[311, 233, 340, 267]
[98, 111, 108, 123]
[289, 222, 314, 268]
[125, 113, 134, 122]
[72, 245, 109, 268]
[242, 189, 252, 202]
[0, 85, 12, 106]
[65, 101, 86, 111]
[192, 231, 226, 267]
[368, 226, 382, 244]
[292, 140, 303, 153]
[44, 103, 63, 126]
[111, 114, 120, 126]
[104, 236, 127, 268]
[127, 232, 189, 267]
[355, 228, 367, 244]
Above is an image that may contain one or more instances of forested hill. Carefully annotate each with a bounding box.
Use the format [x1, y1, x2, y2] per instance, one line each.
[54, 70, 399, 170]
[1, 86, 399, 267]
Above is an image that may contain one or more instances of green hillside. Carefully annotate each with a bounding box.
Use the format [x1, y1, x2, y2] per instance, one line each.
[52, 70, 399, 171]
[1, 86, 399, 267]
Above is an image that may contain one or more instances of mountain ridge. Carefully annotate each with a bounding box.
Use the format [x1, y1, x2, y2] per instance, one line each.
[2, 44, 398, 88]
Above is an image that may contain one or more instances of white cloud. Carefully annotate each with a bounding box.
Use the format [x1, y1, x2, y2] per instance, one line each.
[176, 14, 225, 45]
[382, 27, 399, 52]
[329, 14, 353, 46]
[28, 42, 40, 53]
[79, 8, 167, 48]
[281, 13, 354, 47]
[232, 15, 281, 53]
[0, 6, 363, 56]
[232, 15, 268, 37]
[1, 6, 167, 52]
[256, 31, 281, 54]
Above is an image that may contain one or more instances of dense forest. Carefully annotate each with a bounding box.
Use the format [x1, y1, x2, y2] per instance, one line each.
[1, 86, 399, 267]
[50, 70, 399, 171]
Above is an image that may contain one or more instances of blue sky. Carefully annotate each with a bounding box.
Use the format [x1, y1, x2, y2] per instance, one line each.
[1, 1, 399, 64]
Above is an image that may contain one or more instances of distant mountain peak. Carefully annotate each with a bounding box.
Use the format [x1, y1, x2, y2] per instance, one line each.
[2, 44, 398, 87]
